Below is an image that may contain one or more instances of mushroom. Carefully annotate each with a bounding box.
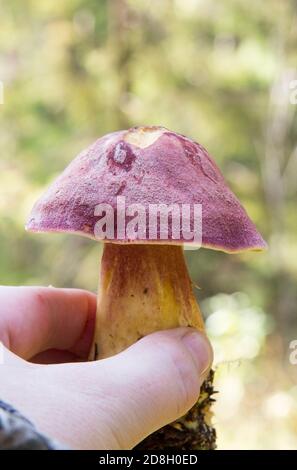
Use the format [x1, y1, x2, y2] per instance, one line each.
[26, 126, 267, 449]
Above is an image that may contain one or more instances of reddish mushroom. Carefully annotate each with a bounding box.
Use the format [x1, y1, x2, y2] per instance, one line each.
[26, 126, 266, 449]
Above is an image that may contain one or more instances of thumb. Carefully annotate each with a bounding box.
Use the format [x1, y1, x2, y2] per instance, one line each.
[97, 327, 213, 449]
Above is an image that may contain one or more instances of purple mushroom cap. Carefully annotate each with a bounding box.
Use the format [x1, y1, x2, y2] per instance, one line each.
[26, 126, 267, 253]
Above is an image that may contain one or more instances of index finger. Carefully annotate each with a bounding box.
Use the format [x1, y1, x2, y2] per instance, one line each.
[0, 286, 96, 360]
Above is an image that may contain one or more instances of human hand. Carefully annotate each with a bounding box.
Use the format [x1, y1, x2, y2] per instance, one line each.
[0, 286, 213, 450]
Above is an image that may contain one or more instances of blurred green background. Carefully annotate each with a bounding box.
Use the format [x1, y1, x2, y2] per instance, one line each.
[1, 0, 297, 449]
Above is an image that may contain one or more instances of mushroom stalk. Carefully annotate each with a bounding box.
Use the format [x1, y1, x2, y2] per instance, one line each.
[89, 243, 216, 450]
[90, 243, 204, 361]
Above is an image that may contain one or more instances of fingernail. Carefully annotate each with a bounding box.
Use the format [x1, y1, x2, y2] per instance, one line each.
[181, 330, 213, 377]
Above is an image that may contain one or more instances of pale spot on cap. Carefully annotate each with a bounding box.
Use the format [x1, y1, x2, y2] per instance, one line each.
[124, 126, 165, 148]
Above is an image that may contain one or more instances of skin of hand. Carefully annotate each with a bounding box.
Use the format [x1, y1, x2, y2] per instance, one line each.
[0, 286, 213, 450]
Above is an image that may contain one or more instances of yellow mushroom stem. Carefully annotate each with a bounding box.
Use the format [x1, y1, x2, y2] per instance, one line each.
[90, 243, 204, 360]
